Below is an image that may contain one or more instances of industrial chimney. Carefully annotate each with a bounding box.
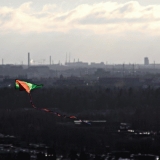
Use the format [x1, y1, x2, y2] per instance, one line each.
[28, 52, 30, 67]
[50, 56, 51, 65]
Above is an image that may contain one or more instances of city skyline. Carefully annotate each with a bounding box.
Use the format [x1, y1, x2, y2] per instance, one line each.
[0, 55, 156, 65]
[0, 0, 160, 64]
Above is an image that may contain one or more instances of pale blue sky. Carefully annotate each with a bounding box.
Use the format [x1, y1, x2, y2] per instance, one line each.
[0, 0, 160, 65]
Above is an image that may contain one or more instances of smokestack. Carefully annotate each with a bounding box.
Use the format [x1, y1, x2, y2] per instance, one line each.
[50, 56, 51, 65]
[2, 59, 3, 65]
[28, 52, 30, 67]
[65, 53, 67, 64]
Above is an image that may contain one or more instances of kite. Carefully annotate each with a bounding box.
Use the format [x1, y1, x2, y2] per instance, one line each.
[15, 79, 91, 125]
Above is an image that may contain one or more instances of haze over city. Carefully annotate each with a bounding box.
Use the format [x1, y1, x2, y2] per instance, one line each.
[1, 0, 160, 64]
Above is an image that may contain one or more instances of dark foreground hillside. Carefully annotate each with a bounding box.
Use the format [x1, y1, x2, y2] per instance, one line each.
[0, 86, 160, 156]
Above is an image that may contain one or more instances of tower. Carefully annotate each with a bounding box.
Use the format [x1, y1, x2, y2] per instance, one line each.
[50, 56, 51, 65]
[28, 52, 30, 67]
[144, 57, 149, 65]
[65, 53, 67, 64]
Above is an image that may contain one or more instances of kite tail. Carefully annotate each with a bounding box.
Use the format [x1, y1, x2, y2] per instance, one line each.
[28, 93, 91, 125]
[29, 93, 37, 109]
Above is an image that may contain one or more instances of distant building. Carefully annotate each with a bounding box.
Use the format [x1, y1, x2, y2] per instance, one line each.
[90, 62, 105, 68]
[54, 76, 84, 86]
[65, 61, 88, 68]
[144, 57, 149, 65]
[27, 66, 51, 78]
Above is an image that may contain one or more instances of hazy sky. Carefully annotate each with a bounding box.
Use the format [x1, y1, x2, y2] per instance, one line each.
[1, 0, 160, 65]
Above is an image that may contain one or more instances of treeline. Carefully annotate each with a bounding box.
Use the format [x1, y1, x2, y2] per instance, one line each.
[0, 86, 160, 131]
[1, 86, 160, 112]
[0, 86, 160, 153]
[0, 109, 109, 154]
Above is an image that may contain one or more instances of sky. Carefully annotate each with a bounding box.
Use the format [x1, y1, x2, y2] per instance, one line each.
[1, 0, 160, 65]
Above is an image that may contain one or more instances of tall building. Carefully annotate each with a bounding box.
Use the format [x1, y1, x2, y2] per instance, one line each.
[144, 57, 149, 65]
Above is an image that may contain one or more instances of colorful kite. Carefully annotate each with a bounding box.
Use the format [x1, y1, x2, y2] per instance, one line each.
[15, 79, 91, 125]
